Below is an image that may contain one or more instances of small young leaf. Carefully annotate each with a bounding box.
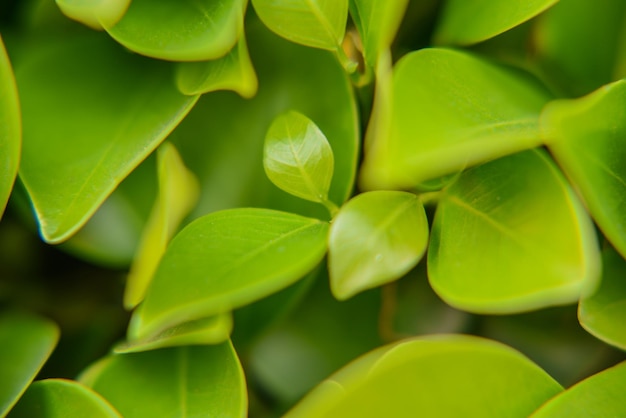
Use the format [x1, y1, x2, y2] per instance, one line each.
[0, 313, 59, 417]
[531, 361, 626, 417]
[285, 335, 563, 418]
[124, 142, 199, 310]
[81, 343, 246, 418]
[542, 80, 626, 259]
[130, 208, 329, 340]
[175, 34, 258, 98]
[0, 36, 20, 220]
[434, 0, 558, 46]
[55, 0, 131, 29]
[360, 48, 552, 190]
[104, 0, 246, 61]
[264, 110, 335, 210]
[428, 150, 600, 314]
[328, 191, 428, 300]
[8, 379, 121, 418]
[578, 247, 626, 350]
[251, 0, 348, 50]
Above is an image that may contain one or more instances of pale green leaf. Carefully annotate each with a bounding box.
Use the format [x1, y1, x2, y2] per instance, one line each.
[531, 361, 626, 417]
[360, 48, 552, 190]
[8, 379, 121, 418]
[130, 208, 329, 340]
[328, 191, 428, 300]
[175, 33, 258, 98]
[0, 313, 59, 417]
[428, 150, 600, 314]
[0, 36, 20, 220]
[55, 0, 131, 29]
[124, 142, 199, 310]
[285, 335, 563, 418]
[263, 110, 335, 211]
[81, 342, 246, 418]
[13, 32, 198, 243]
[578, 247, 626, 350]
[542, 80, 626, 259]
[104, 0, 247, 61]
[434, 0, 558, 46]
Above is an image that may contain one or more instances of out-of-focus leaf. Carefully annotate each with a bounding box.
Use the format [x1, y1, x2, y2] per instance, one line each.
[285, 335, 563, 418]
[360, 48, 551, 190]
[0, 312, 59, 417]
[104, 0, 247, 61]
[124, 142, 199, 310]
[55, 0, 131, 29]
[81, 342, 246, 418]
[328, 191, 428, 300]
[0, 36, 20, 220]
[434, 0, 558, 46]
[428, 150, 600, 314]
[130, 208, 329, 340]
[13, 32, 198, 243]
[531, 361, 626, 417]
[542, 80, 626, 259]
[175, 34, 257, 98]
[8, 379, 121, 418]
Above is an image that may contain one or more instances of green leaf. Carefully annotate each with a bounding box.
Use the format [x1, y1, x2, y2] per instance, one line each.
[7, 379, 121, 418]
[264, 110, 335, 212]
[360, 48, 552, 190]
[104, 0, 247, 61]
[81, 342, 246, 418]
[116, 313, 232, 354]
[531, 361, 626, 417]
[285, 334, 563, 418]
[124, 142, 199, 310]
[542, 80, 626, 259]
[578, 247, 626, 350]
[130, 208, 329, 340]
[434, 0, 558, 46]
[0, 312, 59, 417]
[175, 33, 258, 98]
[328, 191, 428, 300]
[251, 0, 348, 50]
[428, 150, 600, 314]
[55, 0, 131, 29]
[0, 36, 20, 220]
[13, 32, 198, 243]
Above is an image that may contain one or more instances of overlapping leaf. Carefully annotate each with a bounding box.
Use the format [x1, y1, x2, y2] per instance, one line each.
[56, 0, 131, 29]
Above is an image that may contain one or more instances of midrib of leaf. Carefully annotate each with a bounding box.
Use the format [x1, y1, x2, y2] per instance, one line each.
[285, 122, 325, 202]
[178, 347, 189, 418]
[305, 0, 340, 47]
[188, 0, 219, 29]
[569, 142, 626, 189]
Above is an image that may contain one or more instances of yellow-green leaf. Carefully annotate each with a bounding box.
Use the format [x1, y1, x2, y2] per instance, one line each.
[55, 0, 131, 29]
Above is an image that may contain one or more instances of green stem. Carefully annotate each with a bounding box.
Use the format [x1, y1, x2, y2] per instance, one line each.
[419, 191, 442, 206]
[334, 46, 358, 74]
[322, 198, 340, 219]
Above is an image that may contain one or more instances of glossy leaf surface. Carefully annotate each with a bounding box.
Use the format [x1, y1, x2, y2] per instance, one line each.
[428, 150, 600, 314]
[328, 191, 428, 300]
[124, 142, 199, 310]
[105, 0, 246, 61]
[131, 208, 329, 339]
[56, 0, 131, 29]
[175, 34, 257, 98]
[543, 80, 626, 258]
[579, 247, 626, 350]
[14, 32, 198, 243]
[360, 48, 551, 190]
[434, 0, 558, 45]
[82, 343, 246, 418]
[8, 379, 121, 418]
[0, 36, 20, 220]
[0, 313, 59, 416]
[531, 361, 626, 417]
[264, 110, 334, 207]
[251, 0, 348, 50]
[285, 335, 563, 418]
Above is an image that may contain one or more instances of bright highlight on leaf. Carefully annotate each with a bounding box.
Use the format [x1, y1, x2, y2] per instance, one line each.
[81, 343, 247, 418]
[328, 191, 428, 300]
[8, 379, 121, 418]
[285, 335, 563, 418]
[428, 150, 600, 314]
[130, 208, 329, 340]
[434, 0, 558, 46]
[124, 142, 199, 310]
[55, 0, 131, 29]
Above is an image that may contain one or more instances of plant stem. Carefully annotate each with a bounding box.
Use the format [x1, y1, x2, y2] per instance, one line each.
[322, 198, 340, 218]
